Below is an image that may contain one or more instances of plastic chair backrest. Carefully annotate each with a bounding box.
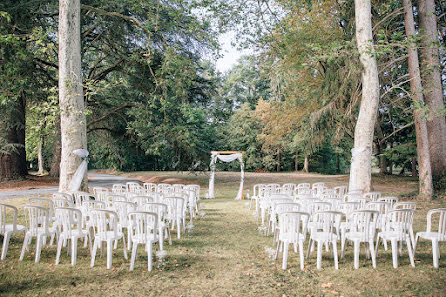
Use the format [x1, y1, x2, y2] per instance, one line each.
[112, 201, 136, 227]
[426, 208, 446, 239]
[143, 183, 157, 194]
[378, 196, 399, 209]
[307, 201, 332, 216]
[279, 211, 310, 241]
[128, 211, 158, 241]
[141, 203, 168, 223]
[112, 184, 127, 195]
[129, 195, 155, 208]
[82, 200, 106, 211]
[312, 211, 343, 239]
[163, 197, 185, 219]
[89, 209, 119, 240]
[333, 186, 347, 199]
[346, 210, 379, 240]
[24, 205, 50, 236]
[336, 202, 361, 215]
[365, 201, 390, 215]
[54, 207, 83, 237]
[0, 203, 18, 233]
[92, 187, 109, 202]
[393, 202, 417, 211]
[363, 192, 381, 201]
[385, 209, 414, 235]
[73, 191, 95, 208]
[29, 197, 54, 219]
[275, 203, 301, 216]
[53, 197, 74, 208]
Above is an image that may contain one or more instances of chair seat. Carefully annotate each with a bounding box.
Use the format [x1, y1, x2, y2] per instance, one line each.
[132, 233, 157, 244]
[311, 232, 338, 241]
[416, 231, 446, 241]
[345, 232, 374, 242]
[378, 231, 409, 241]
[96, 231, 124, 241]
[2, 224, 27, 233]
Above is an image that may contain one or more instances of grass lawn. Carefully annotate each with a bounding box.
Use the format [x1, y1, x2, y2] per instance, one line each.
[0, 171, 445, 296]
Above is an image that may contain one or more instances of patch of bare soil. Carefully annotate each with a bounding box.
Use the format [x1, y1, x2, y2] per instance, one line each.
[0, 175, 59, 191]
[137, 175, 196, 185]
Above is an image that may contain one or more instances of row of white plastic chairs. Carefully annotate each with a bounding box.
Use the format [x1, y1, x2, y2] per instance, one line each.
[249, 183, 446, 270]
[0, 183, 201, 271]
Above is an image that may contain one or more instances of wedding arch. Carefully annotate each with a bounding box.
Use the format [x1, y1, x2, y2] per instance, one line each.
[208, 151, 245, 200]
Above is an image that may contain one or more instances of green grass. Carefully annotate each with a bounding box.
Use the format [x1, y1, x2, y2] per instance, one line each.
[0, 171, 445, 296]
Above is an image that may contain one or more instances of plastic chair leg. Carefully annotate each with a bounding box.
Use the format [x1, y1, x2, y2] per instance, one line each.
[316, 241, 323, 270]
[20, 233, 30, 261]
[35, 235, 43, 263]
[106, 240, 113, 269]
[333, 240, 339, 270]
[406, 237, 415, 268]
[299, 242, 305, 271]
[56, 237, 63, 265]
[130, 242, 138, 271]
[432, 239, 439, 268]
[90, 239, 98, 267]
[1, 232, 11, 260]
[391, 239, 398, 268]
[369, 240, 376, 269]
[353, 240, 360, 269]
[282, 242, 289, 270]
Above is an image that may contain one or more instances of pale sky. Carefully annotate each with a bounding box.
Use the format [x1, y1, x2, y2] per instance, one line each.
[215, 31, 253, 73]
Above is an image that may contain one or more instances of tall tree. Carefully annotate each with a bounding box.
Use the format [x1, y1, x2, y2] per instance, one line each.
[58, 0, 87, 191]
[418, 0, 446, 181]
[349, 0, 380, 192]
[402, 0, 433, 199]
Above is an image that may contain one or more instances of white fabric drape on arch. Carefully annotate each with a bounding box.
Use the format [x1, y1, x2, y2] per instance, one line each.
[208, 152, 244, 200]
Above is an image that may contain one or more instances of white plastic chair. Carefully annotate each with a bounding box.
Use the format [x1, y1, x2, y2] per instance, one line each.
[54, 207, 92, 265]
[393, 202, 417, 247]
[363, 192, 381, 202]
[141, 202, 171, 249]
[307, 211, 343, 269]
[414, 208, 446, 268]
[378, 196, 399, 209]
[163, 197, 185, 239]
[20, 205, 57, 263]
[275, 211, 309, 270]
[112, 201, 136, 250]
[0, 203, 27, 260]
[333, 186, 347, 199]
[143, 183, 157, 194]
[92, 187, 109, 202]
[112, 184, 127, 195]
[376, 209, 415, 268]
[89, 209, 128, 269]
[29, 197, 55, 222]
[128, 195, 155, 209]
[341, 210, 379, 269]
[128, 211, 159, 271]
[73, 191, 95, 208]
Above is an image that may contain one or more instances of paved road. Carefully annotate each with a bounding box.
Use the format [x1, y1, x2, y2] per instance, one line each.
[0, 173, 141, 200]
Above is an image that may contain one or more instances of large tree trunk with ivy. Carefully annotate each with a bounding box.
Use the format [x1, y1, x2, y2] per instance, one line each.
[349, 0, 380, 192]
[418, 0, 446, 181]
[58, 0, 87, 192]
[402, 0, 433, 199]
[0, 97, 27, 180]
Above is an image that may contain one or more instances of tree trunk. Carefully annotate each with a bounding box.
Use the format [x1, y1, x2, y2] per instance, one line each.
[0, 97, 27, 181]
[402, 0, 433, 199]
[411, 156, 417, 177]
[58, 0, 87, 192]
[37, 135, 44, 175]
[295, 150, 298, 171]
[418, 0, 446, 179]
[304, 155, 309, 173]
[277, 150, 281, 172]
[349, 0, 380, 192]
[49, 116, 61, 177]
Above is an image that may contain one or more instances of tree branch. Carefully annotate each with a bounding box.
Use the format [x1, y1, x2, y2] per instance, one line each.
[379, 121, 414, 144]
[87, 104, 134, 128]
[81, 4, 149, 34]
